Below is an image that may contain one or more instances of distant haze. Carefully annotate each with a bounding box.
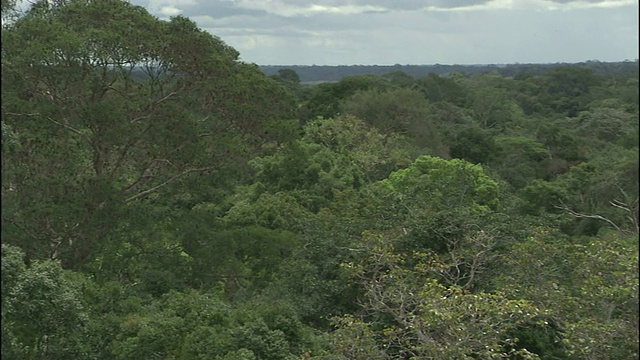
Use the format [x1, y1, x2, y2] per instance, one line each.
[120, 1, 639, 65]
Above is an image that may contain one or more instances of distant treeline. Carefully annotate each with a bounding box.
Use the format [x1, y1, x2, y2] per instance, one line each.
[260, 60, 639, 83]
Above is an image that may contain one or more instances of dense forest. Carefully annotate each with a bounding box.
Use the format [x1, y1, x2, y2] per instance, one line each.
[1, 1, 638, 359]
[260, 61, 640, 84]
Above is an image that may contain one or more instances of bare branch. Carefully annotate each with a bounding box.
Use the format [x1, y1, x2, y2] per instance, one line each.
[556, 202, 622, 232]
[5, 112, 40, 117]
[121, 158, 175, 194]
[125, 166, 217, 203]
[609, 198, 639, 235]
[108, 138, 143, 179]
[156, 91, 177, 104]
[130, 114, 153, 124]
[45, 116, 88, 138]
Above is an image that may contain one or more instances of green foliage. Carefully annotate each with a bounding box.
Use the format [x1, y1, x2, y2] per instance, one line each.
[331, 315, 387, 360]
[270, 69, 306, 102]
[233, 320, 292, 360]
[493, 228, 639, 359]
[2, 245, 90, 359]
[491, 136, 550, 189]
[465, 74, 524, 130]
[413, 72, 469, 106]
[382, 155, 500, 213]
[577, 106, 639, 144]
[545, 147, 639, 235]
[382, 70, 414, 87]
[424, 100, 501, 164]
[447, 123, 498, 164]
[1, 0, 16, 13]
[531, 117, 585, 164]
[335, 232, 543, 359]
[180, 217, 300, 295]
[1, 3, 638, 359]
[541, 66, 602, 117]
[303, 74, 391, 120]
[106, 290, 327, 359]
[1, 0, 296, 270]
[505, 316, 573, 360]
[1, 244, 26, 294]
[299, 115, 411, 180]
[341, 88, 449, 157]
[517, 179, 568, 216]
[110, 289, 233, 359]
[246, 115, 411, 212]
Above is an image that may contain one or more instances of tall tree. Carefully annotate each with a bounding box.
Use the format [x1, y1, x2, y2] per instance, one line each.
[1, 0, 295, 270]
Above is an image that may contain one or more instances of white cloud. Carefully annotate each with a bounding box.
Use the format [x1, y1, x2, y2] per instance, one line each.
[148, 0, 198, 6]
[305, 4, 387, 15]
[159, 6, 183, 16]
[231, 0, 387, 17]
[146, 0, 197, 16]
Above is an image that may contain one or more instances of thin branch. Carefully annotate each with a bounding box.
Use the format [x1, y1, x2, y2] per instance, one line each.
[45, 116, 87, 138]
[110, 122, 153, 176]
[130, 114, 153, 124]
[108, 138, 143, 179]
[121, 158, 174, 194]
[125, 166, 217, 203]
[609, 197, 640, 235]
[5, 112, 40, 117]
[156, 91, 177, 104]
[556, 202, 622, 232]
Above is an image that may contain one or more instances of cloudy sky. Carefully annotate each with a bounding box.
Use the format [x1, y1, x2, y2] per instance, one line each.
[129, 0, 638, 65]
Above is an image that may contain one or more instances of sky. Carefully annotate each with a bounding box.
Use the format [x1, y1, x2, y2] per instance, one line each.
[123, 1, 638, 65]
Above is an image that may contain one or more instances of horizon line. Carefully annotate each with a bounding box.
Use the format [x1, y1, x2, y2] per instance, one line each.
[256, 59, 640, 67]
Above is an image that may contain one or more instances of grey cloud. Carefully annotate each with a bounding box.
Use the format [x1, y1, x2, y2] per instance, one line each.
[128, 0, 267, 19]
[545, 0, 606, 3]
[179, 1, 267, 19]
[131, 0, 495, 22]
[380, 0, 490, 10]
[277, 0, 491, 11]
[128, 0, 638, 65]
[194, 6, 454, 37]
[218, 0, 493, 18]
